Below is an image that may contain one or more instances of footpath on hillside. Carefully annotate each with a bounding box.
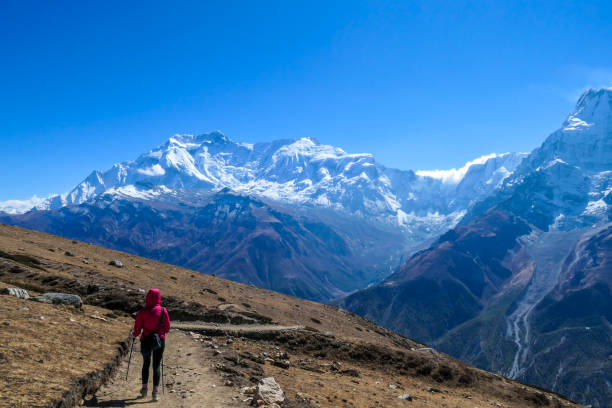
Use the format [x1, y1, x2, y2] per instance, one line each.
[80, 323, 304, 408]
[172, 322, 304, 334]
[81, 329, 242, 408]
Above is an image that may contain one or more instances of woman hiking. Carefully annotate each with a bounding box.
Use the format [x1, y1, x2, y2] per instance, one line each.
[133, 288, 171, 401]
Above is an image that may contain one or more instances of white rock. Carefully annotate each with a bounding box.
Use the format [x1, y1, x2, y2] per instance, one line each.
[241, 386, 256, 395]
[255, 377, 285, 405]
[109, 259, 123, 268]
[1, 287, 30, 299]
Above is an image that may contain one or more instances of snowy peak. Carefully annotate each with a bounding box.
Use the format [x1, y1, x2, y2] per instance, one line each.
[563, 88, 612, 131]
[168, 131, 231, 148]
[516, 88, 612, 175]
[471, 88, 612, 231]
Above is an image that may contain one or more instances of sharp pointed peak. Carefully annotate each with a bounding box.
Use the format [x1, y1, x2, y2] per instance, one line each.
[564, 87, 612, 130]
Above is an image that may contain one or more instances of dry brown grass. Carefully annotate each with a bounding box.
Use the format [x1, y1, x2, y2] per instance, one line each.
[0, 292, 129, 408]
[230, 337, 579, 408]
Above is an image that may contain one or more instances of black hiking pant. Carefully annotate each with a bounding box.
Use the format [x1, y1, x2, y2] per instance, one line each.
[141, 338, 165, 387]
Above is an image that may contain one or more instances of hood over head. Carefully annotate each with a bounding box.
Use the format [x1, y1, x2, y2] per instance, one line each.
[145, 288, 161, 307]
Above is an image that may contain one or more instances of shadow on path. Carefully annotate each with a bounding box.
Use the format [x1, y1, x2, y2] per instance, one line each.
[83, 396, 152, 407]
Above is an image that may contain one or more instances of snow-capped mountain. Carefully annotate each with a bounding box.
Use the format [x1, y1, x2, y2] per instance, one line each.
[523, 87, 612, 173]
[2, 133, 525, 242]
[0, 130, 528, 303]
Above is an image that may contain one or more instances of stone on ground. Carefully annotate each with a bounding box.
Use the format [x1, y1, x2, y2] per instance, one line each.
[32, 292, 83, 307]
[108, 259, 123, 267]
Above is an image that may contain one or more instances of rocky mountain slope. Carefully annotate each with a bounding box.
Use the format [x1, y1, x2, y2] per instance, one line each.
[339, 88, 612, 407]
[339, 210, 532, 342]
[0, 224, 584, 407]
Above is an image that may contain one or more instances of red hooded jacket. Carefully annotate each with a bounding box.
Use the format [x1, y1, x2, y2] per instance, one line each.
[133, 288, 171, 341]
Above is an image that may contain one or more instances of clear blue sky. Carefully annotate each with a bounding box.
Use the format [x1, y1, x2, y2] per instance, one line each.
[2, 0, 612, 200]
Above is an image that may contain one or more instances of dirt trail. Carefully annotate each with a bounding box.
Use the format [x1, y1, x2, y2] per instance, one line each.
[173, 322, 304, 333]
[80, 330, 246, 408]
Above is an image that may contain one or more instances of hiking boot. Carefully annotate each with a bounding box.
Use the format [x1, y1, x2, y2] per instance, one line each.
[139, 387, 148, 398]
[152, 391, 160, 401]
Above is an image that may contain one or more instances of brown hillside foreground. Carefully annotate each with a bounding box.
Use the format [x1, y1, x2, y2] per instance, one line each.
[0, 283, 129, 408]
[0, 224, 585, 407]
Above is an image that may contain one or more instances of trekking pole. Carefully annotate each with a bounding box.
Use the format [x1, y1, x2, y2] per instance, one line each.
[161, 356, 165, 394]
[125, 332, 135, 381]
